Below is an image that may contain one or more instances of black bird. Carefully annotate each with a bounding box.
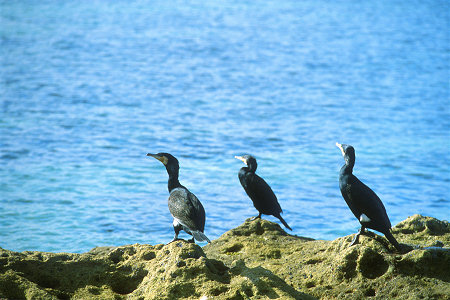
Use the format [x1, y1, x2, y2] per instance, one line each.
[147, 153, 210, 243]
[336, 143, 401, 251]
[235, 155, 292, 230]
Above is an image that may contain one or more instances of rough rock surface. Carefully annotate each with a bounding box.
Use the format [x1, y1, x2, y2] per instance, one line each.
[0, 214, 448, 299]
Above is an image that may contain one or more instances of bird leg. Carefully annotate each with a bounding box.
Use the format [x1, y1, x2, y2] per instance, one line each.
[252, 213, 262, 220]
[184, 229, 195, 243]
[349, 226, 366, 246]
[168, 223, 183, 244]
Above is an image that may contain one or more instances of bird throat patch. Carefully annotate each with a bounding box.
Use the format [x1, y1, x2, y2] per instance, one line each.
[158, 156, 168, 165]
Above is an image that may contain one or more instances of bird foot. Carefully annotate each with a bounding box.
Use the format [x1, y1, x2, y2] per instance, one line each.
[349, 228, 367, 247]
[168, 238, 196, 244]
[251, 215, 262, 221]
[168, 237, 181, 244]
[349, 233, 360, 246]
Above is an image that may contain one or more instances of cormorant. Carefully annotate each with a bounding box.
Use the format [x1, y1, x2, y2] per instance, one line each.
[336, 143, 401, 251]
[147, 153, 210, 244]
[235, 155, 292, 230]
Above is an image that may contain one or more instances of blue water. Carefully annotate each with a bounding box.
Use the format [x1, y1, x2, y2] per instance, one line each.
[1, 1, 449, 253]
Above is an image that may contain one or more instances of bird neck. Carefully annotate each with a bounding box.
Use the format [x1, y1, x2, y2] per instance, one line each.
[242, 166, 256, 174]
[166, 169, 181, 192]
[341, 156, 354, 175]
[246, 162, 257, 173]
[167, 176, 181, 192]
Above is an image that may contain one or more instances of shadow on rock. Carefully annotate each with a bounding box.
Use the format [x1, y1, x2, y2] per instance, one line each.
[231, 260, 316, 299]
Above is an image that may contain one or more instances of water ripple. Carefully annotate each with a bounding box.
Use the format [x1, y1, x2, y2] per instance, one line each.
[1, 0, 448, 252]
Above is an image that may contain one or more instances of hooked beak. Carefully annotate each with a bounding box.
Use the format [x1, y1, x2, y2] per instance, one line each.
[235, 155, 247, 165]
[147, 153, 168, 165]
[335, 142, 345, 156]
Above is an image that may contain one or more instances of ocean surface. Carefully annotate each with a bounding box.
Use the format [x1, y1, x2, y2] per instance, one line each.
[1, 0, 449, 253]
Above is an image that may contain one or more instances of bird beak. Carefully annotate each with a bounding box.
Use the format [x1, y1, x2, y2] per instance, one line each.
[335, 142, 345, 156]
[147, 153, 168, 165]
[235, 156, 247, 165]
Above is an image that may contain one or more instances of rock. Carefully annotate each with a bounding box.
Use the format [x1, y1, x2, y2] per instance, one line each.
[392, 214, 450, 247]
[0, 215, 448, 299]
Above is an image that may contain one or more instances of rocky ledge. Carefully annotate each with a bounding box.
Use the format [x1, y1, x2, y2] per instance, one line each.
[0, 214, 449, 299]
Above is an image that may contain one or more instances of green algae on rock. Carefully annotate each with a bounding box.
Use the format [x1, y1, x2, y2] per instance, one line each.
[0, 241, 312, 299]
[0, 215, 449, 299]
[204, 215, 450, 299]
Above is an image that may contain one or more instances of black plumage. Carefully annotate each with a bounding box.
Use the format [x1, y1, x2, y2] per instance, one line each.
[336, 143, 401, 251]
[235, 155, 292, 230]
[147, 153, 210, 243]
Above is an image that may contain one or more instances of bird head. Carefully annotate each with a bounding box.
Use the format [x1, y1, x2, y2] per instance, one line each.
[235, 154, 257, 172]
[336, 143, 355, 165]
[147, 152, 179, 175]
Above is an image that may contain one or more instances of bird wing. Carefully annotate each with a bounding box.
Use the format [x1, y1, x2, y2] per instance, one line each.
[349, 175, 391, 231]
[247, 174, 283, 214]
[168, 187, 206, 232]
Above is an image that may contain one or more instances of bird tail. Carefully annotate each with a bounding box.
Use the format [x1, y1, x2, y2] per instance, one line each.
[192, 231, 211, 243]
[276, 215, 292, 231]
[384, 230, 401, 251]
